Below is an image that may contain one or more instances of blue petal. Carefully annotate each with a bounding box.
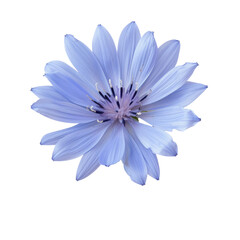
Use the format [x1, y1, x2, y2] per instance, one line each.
[130, 121, 178, 156]
[52, 121, 110, 161]
[31, 86, 67, 102]
[92, 25, 120, 88]
[127, 125, 159, 180]
[31, 99, 97, 123]
[122, 130, 147, 185]
[98, 122, 125, 166]
[45, 61, 96, 102]
[141, 106, 201, 131]
[64, 34, 110, 95]
[76, 149, 100, 181]
[142, 82, 208, 109]
[40, 123, 93, 145]
[130, 32, 157, 87]
[118, 21, 141, 88]
[143, 62, 198, 105]
[139, 40, 180, 95]
[45, 72, 92, 107]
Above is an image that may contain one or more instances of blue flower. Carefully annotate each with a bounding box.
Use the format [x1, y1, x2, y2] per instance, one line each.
[31, 22, 207, 185]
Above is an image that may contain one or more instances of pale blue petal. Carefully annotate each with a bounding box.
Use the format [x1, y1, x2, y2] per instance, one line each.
[130, 121, 178, 156]
[126, 125, 159, 180]
[31, 86, 67, 102]
[92, 25, 120, 88]
[142, 82, 208, 109]
[139, 40, 180, 95]
[130, 32, 157, 87]
[45, 61, 97, 102]
[76, 149, 100, 181]
[118, 21, 141, 87]
[52, 121, 110, 161]
[144, 62, 198, 105]
[141, 106, 201, 131]
[45, 72, 92, 107]
[40, 123, 93, 145]
[64, 34, 110, 95]
[122, 130, 147, 185]
[31, 99, 97, 123]
[99, 122, 125, 166]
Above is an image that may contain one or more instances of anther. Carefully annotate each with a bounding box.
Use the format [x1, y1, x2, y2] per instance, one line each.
[129, 81, 133, 93]
[122, 119, 126, 126]
[97, 119, 103, 123]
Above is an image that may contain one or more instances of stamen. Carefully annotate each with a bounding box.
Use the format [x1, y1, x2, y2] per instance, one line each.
[129, 81, 133, 93]
[136, 112, 142, 116]
[131, 90, 138, 100]
[97, 119, 103, 123]
[104, 94, 112, 103]
[109, 79, 115, 97]
[115, 96, 120, 108]
[103, 119, 111, 122]
[92, 100, 104, 109]
[122, 119, 126, 126]
[140, 94, 148, 102]
[120, 80, 123, 98]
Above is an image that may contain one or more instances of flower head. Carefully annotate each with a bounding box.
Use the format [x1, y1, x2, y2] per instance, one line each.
[31, 22, 207, 185]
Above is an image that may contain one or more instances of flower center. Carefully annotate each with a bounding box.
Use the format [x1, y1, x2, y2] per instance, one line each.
[87, 80, 150, 125]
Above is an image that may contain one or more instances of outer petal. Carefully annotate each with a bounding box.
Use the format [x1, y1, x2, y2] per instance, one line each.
[40, 123, 93, 145]
[92, 25, 120, 88]
[122, 129, 147, 185]
[98, 123, 125, 166]
[141, 106, 201, 131]
[127, 125, 159, 180]
[76, 149, 100, 181]
[31, 99, 97, 123]
[118, 21, 141, 87]
[52, 121, 110, 161]
[44, 72, 91, 107]
[143, 62, 198, 105]
[31, 86, 67, 102]
[130, 121, 177, 156]
[130, 32, 157, 87]
[64, 34, 110, 95]
[142, 82, 208, 109]
[139, 40, 180, 95]
[44, 61, 97, 100]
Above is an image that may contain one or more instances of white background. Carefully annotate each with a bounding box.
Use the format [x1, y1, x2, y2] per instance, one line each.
[0, 0, 239, 239]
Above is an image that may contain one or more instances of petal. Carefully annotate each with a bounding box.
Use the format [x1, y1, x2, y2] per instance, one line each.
[40, 123, 91, 145]
[127, 125, 159, 180]
[118, 21, 141, 87]
[76, 149, 100, 181]
[92, 25, 120, 87]
[142, 82, 208, 109]
[31, 99, 97, 123]
[98, 122, 125, 166]
[141, 106, 201, 131]
[64, 34, 110, 95]
[45, 72, 92, 107]
[52, 121, 110, 161]
[130, 121, 177, 156]
[143, 62, 198, 105]
[139, 40, 180, 95]
[122, 130, 147, 185]
[45, 61, 96, 103]
[31, 86, 67, 102]
[130, 32, 157, 87]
